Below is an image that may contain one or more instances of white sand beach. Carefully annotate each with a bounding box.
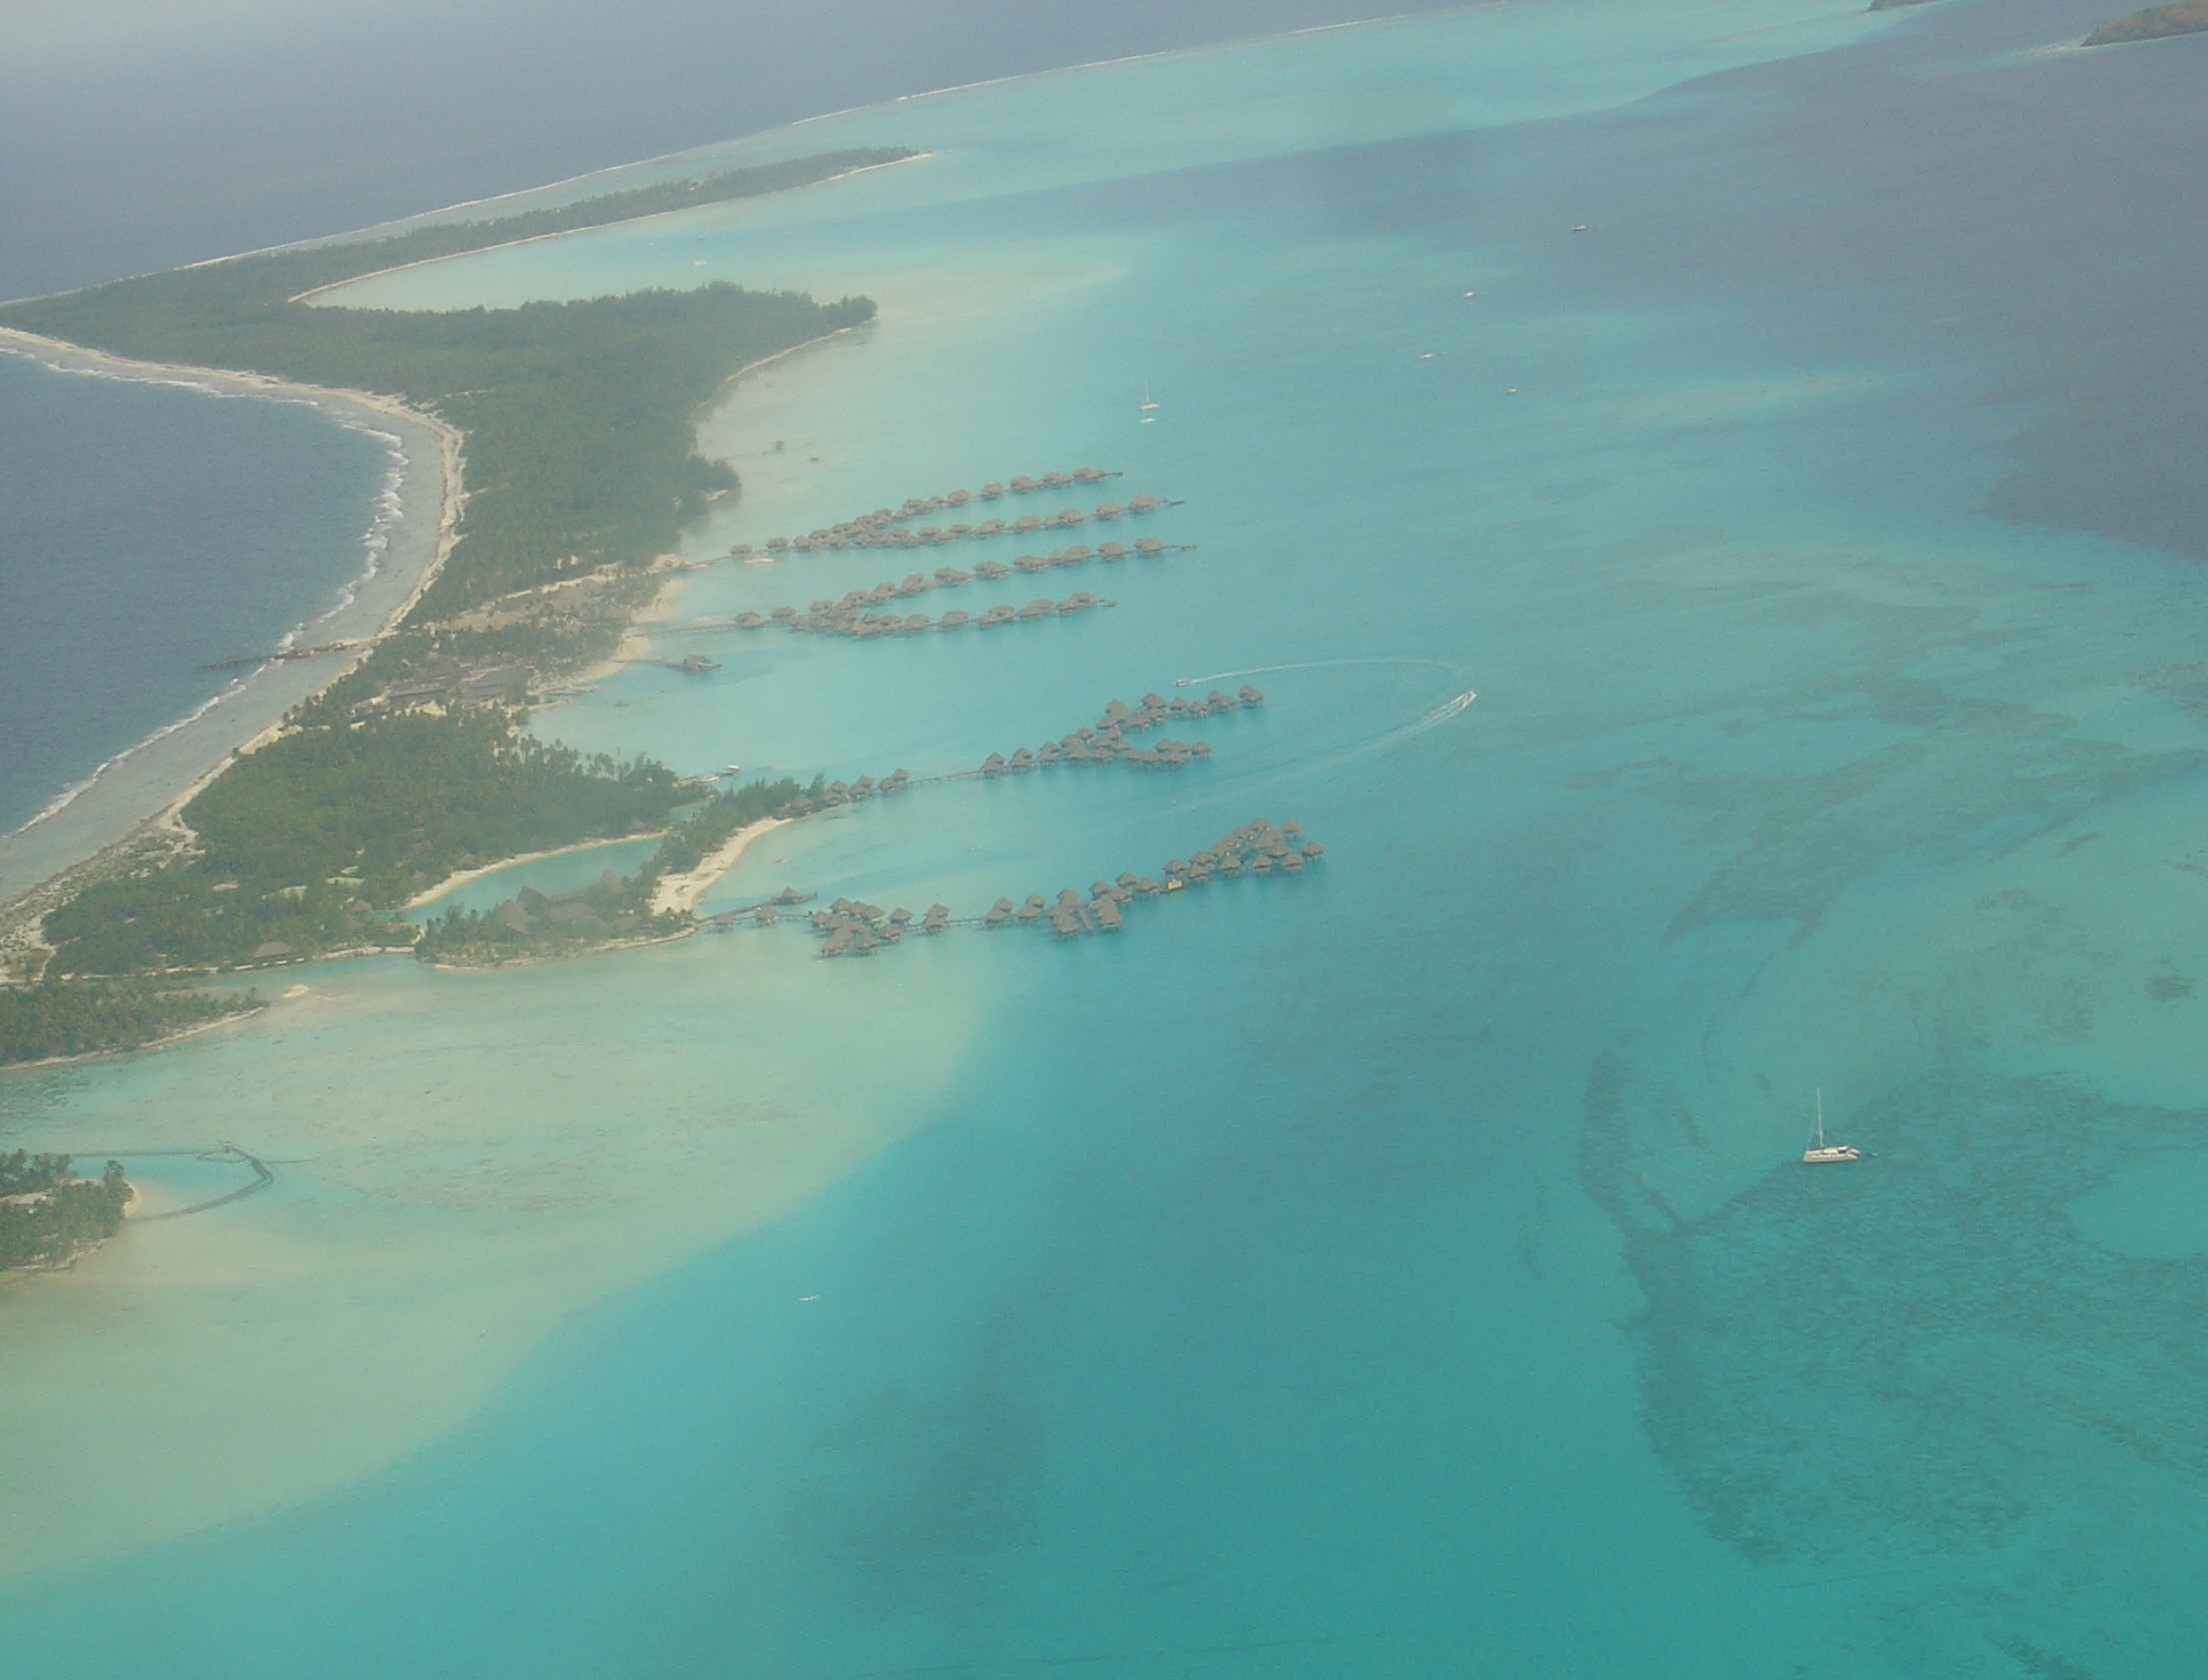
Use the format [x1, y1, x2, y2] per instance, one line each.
[0, 329, 464, 913]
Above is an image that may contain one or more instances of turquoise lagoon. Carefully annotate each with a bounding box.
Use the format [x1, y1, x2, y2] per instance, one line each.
[8, 0, 2208, 1673]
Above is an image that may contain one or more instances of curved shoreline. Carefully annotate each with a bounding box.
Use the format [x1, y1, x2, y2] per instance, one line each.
[0, 329, 465, 925]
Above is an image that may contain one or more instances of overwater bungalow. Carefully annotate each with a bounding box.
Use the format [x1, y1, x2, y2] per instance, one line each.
[1018, 599, 1054, 620]
[1059, 594, 1095, 613]
[975, 519, 1007, 537]
[827, 783, 850, 801]
[1165, 858, 1189, 876]
[766, 536, 791, 552]
[1009, 748, 1035, 770]
[1301, 840, 1325, 858]
[1010, 476, 1039, 494]
[982, 752, 1007, 775]
[903, 614, 931, 633]
[1038, 742, 1063, 763]
[1015, 553, 1050, 573]
[852, 776, 876, 798]
[870, 582, 897, 602]
[1018, 894, 1046, 921]
[934, 567, 971, 585]
[883, 769, 911, 791]
[753, 906, 777, 924]
[899, 573, 930, 594]
[1238, 685, 1265, 705]
[974, 560, 1012, 580]
[1013, 514, 1045, 534]
[1097, 542, 1127, 561]
[1190, 741, 1212, 757]
[1062, 545, 1094, 564]
[980, 604, 1016, 626]
[1218, 853, 1241, 872]
[984, 898, 1014, 925]
[923, 904, 950, 931]
[1127, 494, 1157, 514]
[1095, 502, 1122, 520]
[941, 610, 971, 629]
[1075, 467, 1110, 483]
[947, 489, 972, 507]
[770, 605, 797, 621]
[1137, 877, 1163, 894]
[1251, 853, 1274, 872]
[981, 483, 1007, 500]
[888, 907, 913, 926]
[1047, 509, 1086, 529]
[734, 611, 767, 629]
[1042, 471, 1073, 489]
[1094, 899, 1124, 930]
[1142, 693, 1167, 710]
[1134, 537, 1164, 556]
[822, 928, 852, 955]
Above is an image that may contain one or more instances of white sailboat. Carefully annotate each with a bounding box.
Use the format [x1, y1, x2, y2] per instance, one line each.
[1139, 382, 1159, 412]
[1800, 1088, 1858, 1163]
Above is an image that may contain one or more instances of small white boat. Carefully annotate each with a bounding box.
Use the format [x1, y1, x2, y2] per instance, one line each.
[1800, 1088, 1858, 1163]
[1139, 381, 1159, 412]
[720, 764, 742, 777]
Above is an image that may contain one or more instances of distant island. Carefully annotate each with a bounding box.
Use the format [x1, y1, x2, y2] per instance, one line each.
[0, 1152, 132, 1273]
[2085, 0, 2208, 43]
[0, 148, 909, 1054]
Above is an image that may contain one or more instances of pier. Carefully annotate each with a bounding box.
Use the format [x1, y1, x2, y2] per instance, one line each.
[684, 536, 1192, 643]
[730, 468, 1197, 561]
[707, 815, 1321, 957]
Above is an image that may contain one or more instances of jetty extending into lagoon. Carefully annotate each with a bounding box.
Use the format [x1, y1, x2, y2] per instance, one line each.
[705, 817, 1325, 956]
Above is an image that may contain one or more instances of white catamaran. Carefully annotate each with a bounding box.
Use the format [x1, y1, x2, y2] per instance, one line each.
[1801, 1088, 1858, 1163]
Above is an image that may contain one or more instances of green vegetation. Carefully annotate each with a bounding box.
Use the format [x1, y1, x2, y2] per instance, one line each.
[0, 1154, 133, 1271]
[415, 777, 802, 965]
[0, 146, 901, 655]
[44, 713, 685, 974]
[0, 978, 260, 1067]
[2084, 0, 2208, 42]
[636, 776, 803, 889]
[5, 150, 899, 995]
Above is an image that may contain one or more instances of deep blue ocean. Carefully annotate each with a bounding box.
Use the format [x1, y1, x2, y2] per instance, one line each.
[0, 357, 386, 837]
[7, 2, 2208, 1677]
[0, 0, 1428, 855]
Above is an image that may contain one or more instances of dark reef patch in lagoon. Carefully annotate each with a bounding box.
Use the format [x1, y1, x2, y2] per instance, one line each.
[1584, 1059, 2208, 1665]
